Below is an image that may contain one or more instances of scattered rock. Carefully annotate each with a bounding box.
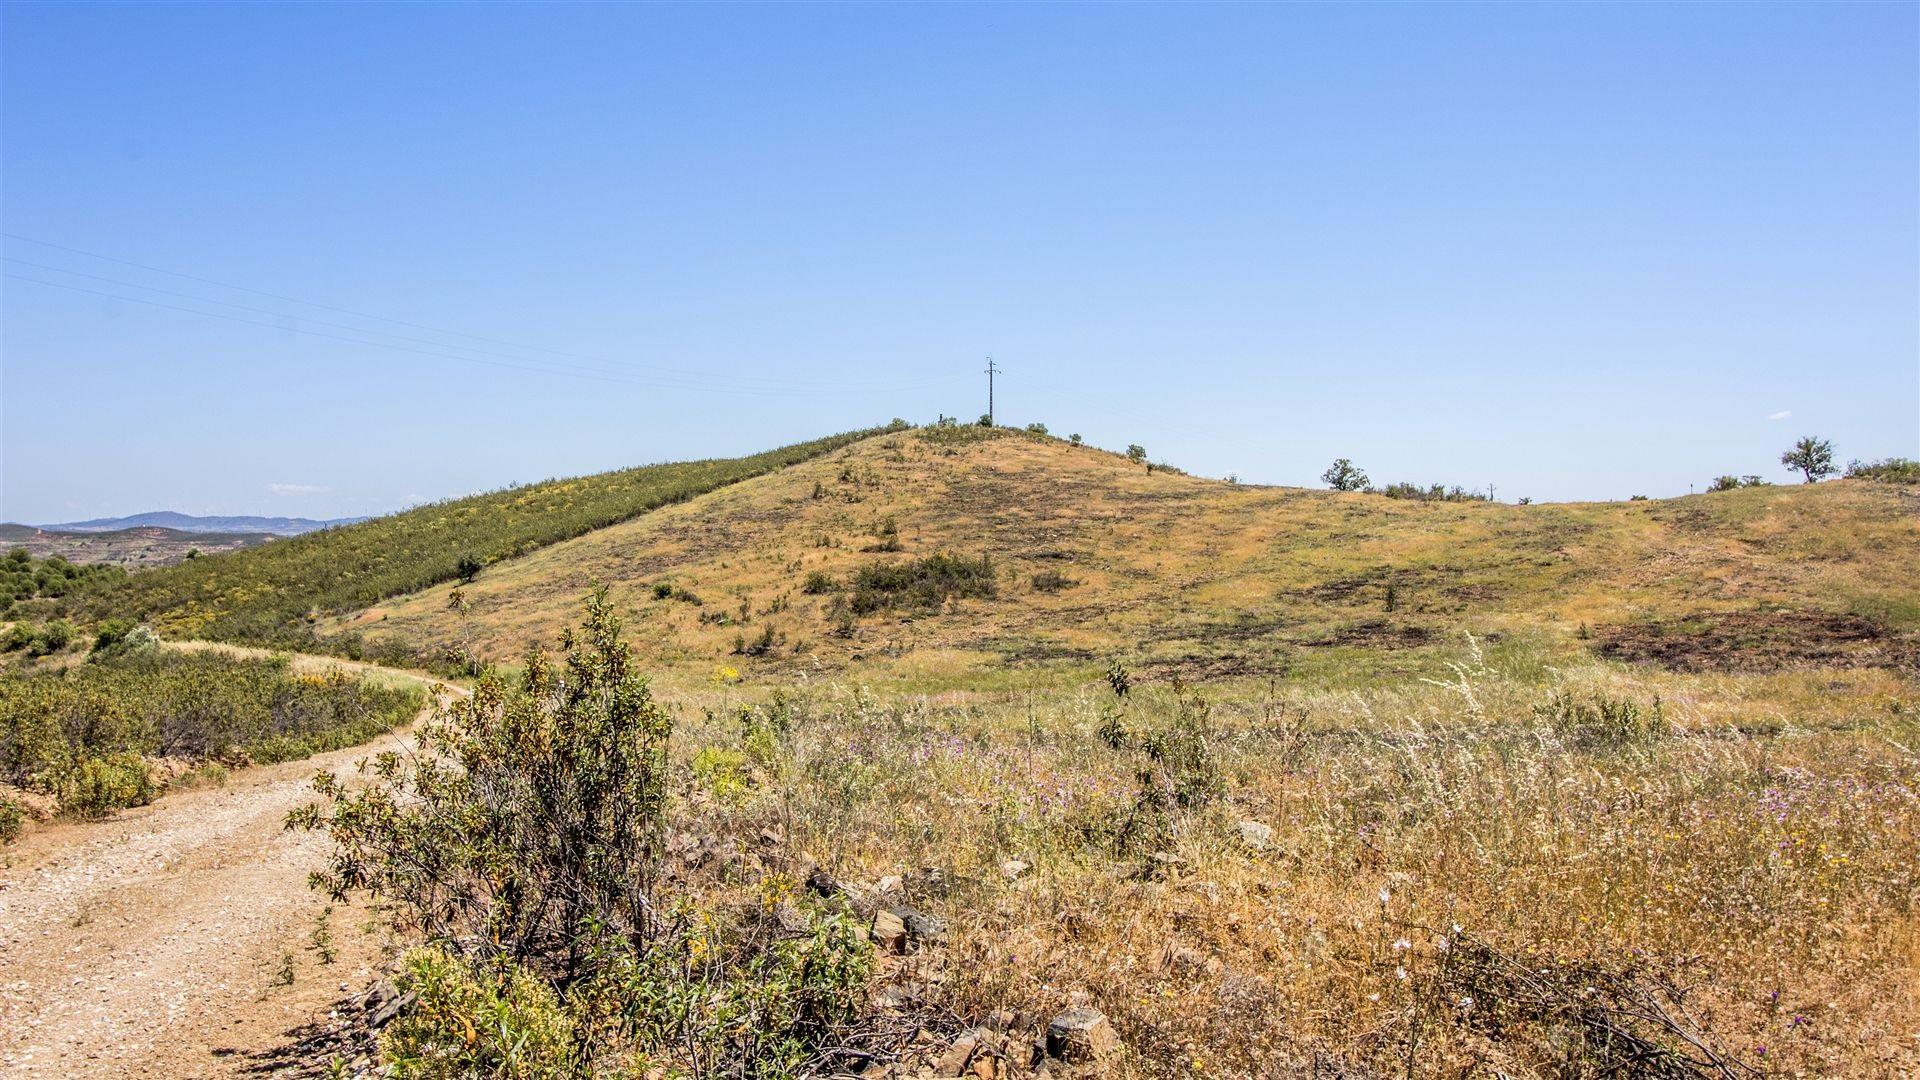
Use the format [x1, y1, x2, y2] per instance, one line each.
[367, 988, 415, 1029]
[871, 908, 909, 952]
[1000, 858, 1031, 880]
[806, 867, 842, 897]
[894, 906, 950, 947]
[932, 1030, 981, 1075]
[1045, 1008, 1120, 1063]
[1236, 819, 1274, 851]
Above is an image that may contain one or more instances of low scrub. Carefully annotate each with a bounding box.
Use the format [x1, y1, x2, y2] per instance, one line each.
[848, 553, 996, 614]
[1374, 481, 1491, 502]
[294, 593, 876, 1077]
[1846, 457, 1920, 485]
[0, 650, 420, 818]
[0, 548, 124, 616]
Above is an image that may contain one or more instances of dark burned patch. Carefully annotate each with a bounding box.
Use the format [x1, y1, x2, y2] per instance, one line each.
[998, 640, 1099, 665]
[1595, 610, 1919, 673]
[1303, 619, 1435, 649]
[1138, 652, 1292, 682]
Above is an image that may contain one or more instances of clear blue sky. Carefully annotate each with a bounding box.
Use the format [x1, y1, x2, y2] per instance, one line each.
[3, 3, 1914, 523]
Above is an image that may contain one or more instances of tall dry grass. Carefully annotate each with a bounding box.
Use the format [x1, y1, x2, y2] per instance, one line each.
[665, 647, 1919, 1076]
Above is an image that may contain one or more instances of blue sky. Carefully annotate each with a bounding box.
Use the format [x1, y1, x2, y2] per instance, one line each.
[2, 3, 1914, 522]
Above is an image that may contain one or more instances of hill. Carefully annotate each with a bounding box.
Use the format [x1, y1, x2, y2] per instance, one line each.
[0, 523, 276, 566]
[54, 429, 886, 646]
[41, 511, 361, 535]
[331, 425, 1920, 685]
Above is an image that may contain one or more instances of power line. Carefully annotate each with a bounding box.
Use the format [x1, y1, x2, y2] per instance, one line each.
[984, 356, 999, 424]
[0, 232, 955, 394]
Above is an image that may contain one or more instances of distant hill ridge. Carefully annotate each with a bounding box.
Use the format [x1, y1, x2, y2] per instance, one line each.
[41, 511, 363, 535]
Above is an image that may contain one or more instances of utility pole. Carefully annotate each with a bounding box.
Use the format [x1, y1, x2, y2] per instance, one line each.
[984, 356, 999, 425]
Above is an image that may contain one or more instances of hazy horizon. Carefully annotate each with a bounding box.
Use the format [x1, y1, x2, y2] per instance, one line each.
[4, 3, 1915, 522]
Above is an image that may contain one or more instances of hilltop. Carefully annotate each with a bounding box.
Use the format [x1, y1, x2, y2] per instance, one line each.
[332, 425, 1920, 685]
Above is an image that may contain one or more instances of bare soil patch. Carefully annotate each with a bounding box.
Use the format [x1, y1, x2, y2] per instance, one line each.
[1594, 610, 1918, 673]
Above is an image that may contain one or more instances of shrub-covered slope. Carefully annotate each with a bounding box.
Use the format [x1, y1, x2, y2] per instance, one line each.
[57, 429, 882, 645]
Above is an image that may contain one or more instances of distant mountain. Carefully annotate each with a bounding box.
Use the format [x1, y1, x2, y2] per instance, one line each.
[40, 511, 365, 535]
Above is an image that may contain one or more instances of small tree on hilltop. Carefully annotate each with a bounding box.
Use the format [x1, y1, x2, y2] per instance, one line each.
[1781, 436, 1836, 483]
[1321, 458, 1369, 492]
[1126, 445, 1148, 467]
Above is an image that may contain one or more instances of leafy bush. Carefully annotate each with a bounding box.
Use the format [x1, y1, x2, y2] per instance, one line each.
[382, 946, 578, 1079]
[0, 651, 421, 808]
[1, 623, 32, 652]
[56, 752, 157, 819]
[295, 593, 875, 1076]
[60, 430, 881, 646]
[455, 554, 484, 584]
[801, 571, 837, 595]
[1534, 690, 1667, 750]
[1845, 457, 1920, 484]
[28, 619, 74, 656]
[849, 553, 996, 614]
[0, 795, 22, 843]
[1706, 475, 1768, 492]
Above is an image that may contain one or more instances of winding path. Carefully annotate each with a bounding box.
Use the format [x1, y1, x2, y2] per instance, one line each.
[0, 647, 455, 1078]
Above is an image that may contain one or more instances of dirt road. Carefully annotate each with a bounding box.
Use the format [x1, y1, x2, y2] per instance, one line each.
[0, 648, 453, 1078]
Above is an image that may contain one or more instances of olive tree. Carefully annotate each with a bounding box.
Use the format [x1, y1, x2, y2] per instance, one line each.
[1321, 458, 1370, 492]
[1780, 436, 1836, 483]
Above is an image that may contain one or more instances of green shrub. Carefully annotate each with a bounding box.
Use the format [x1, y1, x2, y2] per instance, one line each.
[849, 553, 996, 614]
[1846, 457, 1920, 484]
[28, 619, 75, 656]
[59, 752, 157, 819]
[295, 593, 877, 1076]
[1535, 690, 1668, 750]
[801, 570, 837, 595]
[382, 946, 578, 1080]
[866, 517, 902, 553]
[0, 795, 22, 843]
[1374, 481, 1490, 502]
[692, 745, 751, 802]
[0, 651, 421, 799]
[1, 623, 32, 652]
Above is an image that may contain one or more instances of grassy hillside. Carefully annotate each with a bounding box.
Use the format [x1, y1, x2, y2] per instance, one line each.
[57, 428, 885, 647]
[335, 425, 1920, 685]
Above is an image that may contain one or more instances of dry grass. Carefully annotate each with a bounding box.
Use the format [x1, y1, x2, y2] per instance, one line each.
[330, 429, 1920, 691]
[657, 642, 1920, 1076]
[300, 427, 1920, 1074]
